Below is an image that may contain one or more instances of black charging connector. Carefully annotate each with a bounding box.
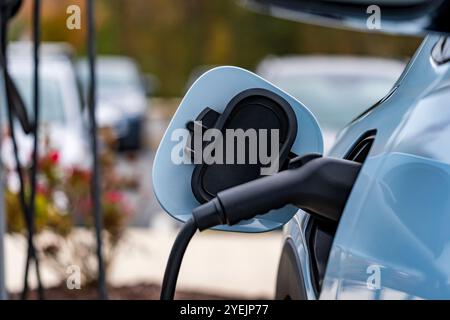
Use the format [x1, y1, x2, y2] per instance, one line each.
[194, 156, 361, 229]
[160, 154, 361, 300]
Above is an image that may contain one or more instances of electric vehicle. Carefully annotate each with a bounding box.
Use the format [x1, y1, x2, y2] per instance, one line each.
[257, 56, 405, 152]
[77, 56, 151, 151]
[154, 0, 450, 300]
[251, 1, 450, 300]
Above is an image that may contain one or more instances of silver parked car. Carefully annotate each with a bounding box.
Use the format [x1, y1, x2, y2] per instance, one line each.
[257, 56, 405, 152]
[77, 56, 151, 151]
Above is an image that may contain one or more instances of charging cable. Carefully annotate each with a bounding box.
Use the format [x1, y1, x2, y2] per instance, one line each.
[86, 0, 108, 300]
[22, 0, 44, 300]
[160, 155, 361, 300]
[0, 0, 44, 300]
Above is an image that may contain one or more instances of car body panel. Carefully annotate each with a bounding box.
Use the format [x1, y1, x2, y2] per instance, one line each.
[322, 152, 450, 299]
[247, 0, 450, 36]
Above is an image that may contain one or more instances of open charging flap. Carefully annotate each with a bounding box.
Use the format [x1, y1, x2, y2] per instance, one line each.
[153, 66, 323, 232]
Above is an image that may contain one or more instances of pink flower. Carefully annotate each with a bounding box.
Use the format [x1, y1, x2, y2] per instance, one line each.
[49, 150, 60, 164]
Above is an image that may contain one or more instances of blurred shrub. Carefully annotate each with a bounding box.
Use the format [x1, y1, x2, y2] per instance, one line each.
[5, 138, 132, 287]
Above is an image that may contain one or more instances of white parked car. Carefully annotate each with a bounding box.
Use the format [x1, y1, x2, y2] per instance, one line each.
[257, 56, 406, 152]
[0, 42, 90, 175]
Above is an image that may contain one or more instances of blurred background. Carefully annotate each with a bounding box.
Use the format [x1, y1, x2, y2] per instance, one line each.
[1, 0, 421, 299]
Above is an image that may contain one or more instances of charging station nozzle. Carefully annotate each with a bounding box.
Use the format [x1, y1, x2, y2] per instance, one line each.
[193, 155, 362, 230]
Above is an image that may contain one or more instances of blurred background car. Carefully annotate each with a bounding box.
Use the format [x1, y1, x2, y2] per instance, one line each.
[257, 56, 406, 152]
[0, 42, 90, 170]
[77, 56, 153, 151]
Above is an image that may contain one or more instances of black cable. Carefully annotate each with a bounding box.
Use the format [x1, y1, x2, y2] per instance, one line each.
[0, 1, 44, 300]
[160, 218, 197, 300]
[86, 0, 107, 300]
[22, 0, 44, 300]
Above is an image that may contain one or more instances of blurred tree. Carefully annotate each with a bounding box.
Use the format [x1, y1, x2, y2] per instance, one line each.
[11, 0, 421, 96]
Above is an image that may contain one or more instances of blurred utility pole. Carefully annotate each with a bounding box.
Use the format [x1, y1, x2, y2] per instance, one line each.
[0, 38, 7, 299]
[0, 160, 6, 300]
[0, 77, 6, 300]
[0, 69, 6, 299]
